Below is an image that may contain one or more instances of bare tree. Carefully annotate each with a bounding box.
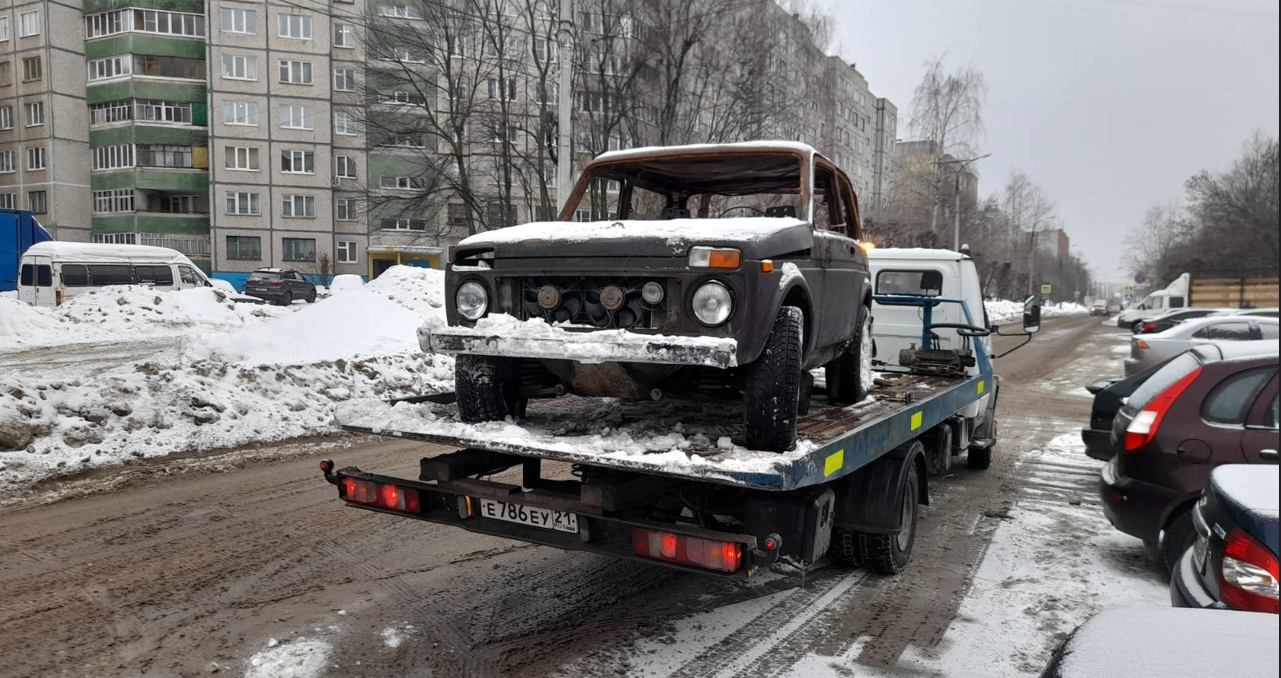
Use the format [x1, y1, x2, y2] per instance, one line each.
[1182, 131, 1279, 271]
[1000, 170, 1056, 295]
[1124, 200, 1188, 281]
[907, 56, 987, 236]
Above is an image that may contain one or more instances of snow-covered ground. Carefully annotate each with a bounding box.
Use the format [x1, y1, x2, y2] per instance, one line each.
[985, 299, 1090, 325]
[0, 267, 453, 487]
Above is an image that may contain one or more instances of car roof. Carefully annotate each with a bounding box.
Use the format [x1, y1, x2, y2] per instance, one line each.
[593, 141, 821, 166]
[1191, 340, 1280, 364]
[868, 248, 966, 263]
[1164, 314, 1278, 336]
[24, 241, 193, 265]
[253, 267, 292, 273]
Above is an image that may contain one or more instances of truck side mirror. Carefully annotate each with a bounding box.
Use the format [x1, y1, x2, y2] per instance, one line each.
[1023, 295, 1042, 334]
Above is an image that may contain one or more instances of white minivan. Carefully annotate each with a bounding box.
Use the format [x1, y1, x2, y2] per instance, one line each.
[17, 241, 213, 307]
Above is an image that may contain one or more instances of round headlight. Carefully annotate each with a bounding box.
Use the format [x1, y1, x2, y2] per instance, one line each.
[456, 281, 489, 321]
[692, 281, 733, 326]
[642, 281, 665, 305]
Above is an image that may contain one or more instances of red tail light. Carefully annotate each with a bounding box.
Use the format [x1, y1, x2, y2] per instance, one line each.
[269, 280, 284, 286]
[1124, 367, 1202, 452]
[1220, 529, 1280, 614]
[1142, 323, 1159, 333]
[1136, 340, 1151, 350]
[343, 477, 421, 513]
[631, 528, 743, 573]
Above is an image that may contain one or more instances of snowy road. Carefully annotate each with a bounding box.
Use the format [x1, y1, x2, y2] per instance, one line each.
[0, 316, 1167, 678]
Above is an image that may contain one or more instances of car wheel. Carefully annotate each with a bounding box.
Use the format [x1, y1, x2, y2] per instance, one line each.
[744, 306, 804, 453]
[307, 289, 317, 303]
[828, 527, 866, 567]
[859, 459, 920, 575]
[825, 305, 874, 405]
[281, 292, 293, 307]
[1161, 509, 1196, 574]
[456, 355, 522, 423]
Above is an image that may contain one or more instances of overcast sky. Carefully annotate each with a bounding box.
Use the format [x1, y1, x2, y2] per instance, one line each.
[828, 0, 1280, 284]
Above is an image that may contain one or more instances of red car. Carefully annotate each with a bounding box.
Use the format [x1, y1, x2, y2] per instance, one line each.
[1100, 345, 1279, 571]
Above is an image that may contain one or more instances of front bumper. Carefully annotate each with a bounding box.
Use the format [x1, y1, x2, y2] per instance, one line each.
[419, 319, 739, 369]
[1099, 456, 1178, 543]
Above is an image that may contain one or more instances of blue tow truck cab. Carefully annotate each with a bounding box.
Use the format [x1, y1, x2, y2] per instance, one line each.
[321, 250, 1043, 578]
[0, 210, 53, 293]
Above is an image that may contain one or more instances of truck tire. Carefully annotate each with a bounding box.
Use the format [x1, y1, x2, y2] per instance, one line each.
[825, 305, 874, 405]
[967, 419, 996, 470]
[744, 306, 804, 452]
[860, 462, 920, 575]
[828, 527, 865, 567]
[456, 355, 521, 423]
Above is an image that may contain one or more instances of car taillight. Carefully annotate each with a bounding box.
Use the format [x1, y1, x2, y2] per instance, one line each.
[1142, 323, 1159, 333]
[343, 477, 421, 513]
[1124, 366, 1202, 452]
[1136, 340, 1150, 350]
[269, 280, 284, 286]
[631, 528, 743, 573]
[1220, 529, 1280, 614]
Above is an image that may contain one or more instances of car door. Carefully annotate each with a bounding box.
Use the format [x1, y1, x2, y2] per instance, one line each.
[822, 171, 867, 345]
[287, 270, 307, 295]
[1241, 375, 1280, 465]
[19, 255, 53, 307]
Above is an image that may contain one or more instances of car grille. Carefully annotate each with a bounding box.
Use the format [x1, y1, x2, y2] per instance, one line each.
[519, 276, 664, 330]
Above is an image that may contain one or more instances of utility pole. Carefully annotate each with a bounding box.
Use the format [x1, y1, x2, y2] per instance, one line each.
[935, 153, 990, 251]
[555, 0, 575, 212]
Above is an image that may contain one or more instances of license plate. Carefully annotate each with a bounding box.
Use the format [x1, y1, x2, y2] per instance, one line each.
[1193, 534, 1209, 573]
[478, 499, 578, 534]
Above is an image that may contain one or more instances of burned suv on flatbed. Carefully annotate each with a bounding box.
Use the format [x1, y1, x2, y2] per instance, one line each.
[423, 143, 873, 451]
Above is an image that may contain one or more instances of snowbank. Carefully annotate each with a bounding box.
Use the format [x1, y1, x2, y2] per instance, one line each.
[985, 299, 1090, 325]
[244, 638, 332, 678]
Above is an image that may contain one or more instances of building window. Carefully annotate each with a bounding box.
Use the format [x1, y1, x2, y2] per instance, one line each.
[282, 194, 316, 218]
[136, 144, 193, 169]
[135, 54, 205, 79]
[219, 8, 256, 34]
[334, 23, 354, 47]
[26, 147, 45, 171]
[381, 46, 425, 64]
[0, 106, 12, 130]
[282, 238, 317, 262]
[222, 54, 258, 80]
[23, 102, 43, 127]
[383, 133, 425, 148]
[134, 10, 205, 37]
[334, 110, 358, 136]
[28, 190, 47, 213]
[535, 81, 559, 105]
[534, 38, 559, 64]
[278, 14, 312, 40]
[89, 100, 132, 125]
[487, 77, 518, 101]
[93, 189, 135, 214]
[21, 56, 40, 82]
[0, 193, 15, 209]
[333, 69, 356, 92]
[223, 100, 260, 126]
[280, 150, 315, 174]
[380, 176, 424, 190]
[334, 155, 358, 179]
[381, 218, 428, 231]
[93, 144, 135, 170]
[278, 60, 313, 85]
[0, 151, 14, 173]
[135, 99, 193, 124]
[280, 105, 314, 130]
[337, 241, 357, 264]
[225, 146, 259, 171]
[379, 5, 422, 19]
[382, 90, 426, 106]
[85, 9, 127, 38]
[19, 11, 40, 38]
[0, 17, 9, 42]
[226, 192, 260, 215]
[336, 198, 358, 221]
[448, 203, 469, 227]
[225, 235, 262, 260]
[88, 56, 131, 81]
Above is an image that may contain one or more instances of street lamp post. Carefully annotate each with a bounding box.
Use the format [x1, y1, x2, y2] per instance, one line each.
[936, 154, 991, 252]
[555, 0, 575, 211]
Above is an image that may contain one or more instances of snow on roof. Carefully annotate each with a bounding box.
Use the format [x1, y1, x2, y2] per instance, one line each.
[23, 241, 194, 265]
[593, 141, 821, 165]
[1212, 465, 1280, 516]
[868, 247, 965, 262]
[458, 217, 806, 248]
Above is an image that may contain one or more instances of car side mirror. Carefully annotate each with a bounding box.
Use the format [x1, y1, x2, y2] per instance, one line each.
[1023, 295, 1042, 334]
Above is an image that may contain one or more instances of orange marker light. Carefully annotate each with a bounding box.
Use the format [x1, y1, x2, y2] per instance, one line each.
[689, 247, 742, 270]
[761, 260, 775, 273]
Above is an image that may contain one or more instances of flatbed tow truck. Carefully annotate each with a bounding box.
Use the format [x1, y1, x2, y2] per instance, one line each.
[321, 253, 1042, 578]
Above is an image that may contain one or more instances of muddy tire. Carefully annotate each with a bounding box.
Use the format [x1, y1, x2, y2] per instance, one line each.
[1161, 509, 1196, 574]
[860, 462, 920, 575]
[456, 355, 521, 423]
[967, 418, 996, 470]
[825, 305, 874, 405]
[828, 527, 865, 567]
[744, 306, 804, 453]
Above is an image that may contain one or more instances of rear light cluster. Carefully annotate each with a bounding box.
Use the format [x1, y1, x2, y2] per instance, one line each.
[1220, 529, 1280, 614]
[1142, 323, 1160, 333]
[343, 477, 421, 514]
[631, 528, 743, 573]
[1124, 367, 1203, 452]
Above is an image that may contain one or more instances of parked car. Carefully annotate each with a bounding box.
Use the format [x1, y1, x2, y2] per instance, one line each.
[17, 242, 215, 308]
[1171, 465, 1278, 614]
[424, 142, 874, 452]
[1216, 307, 1281, 319]
[243, 268, 317, 305]
[1100, 344, 1279, 571]
[1040, 608, 1278, 678]
[1124, 316, 1278, 377]
[1090, 300, 1111, 317]
[1133, 307, 1231, 335]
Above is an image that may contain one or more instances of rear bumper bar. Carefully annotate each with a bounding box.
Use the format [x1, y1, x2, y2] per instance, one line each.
[419, 322, 738, 369]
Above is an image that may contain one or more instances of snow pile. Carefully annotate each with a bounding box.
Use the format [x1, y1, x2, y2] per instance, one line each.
[365, 265, 447, 319]
[328, 274, 365, 294]
[244, 638, 332, 678]
[0, 296, 60, 340]
[985, 299, 1090, 325]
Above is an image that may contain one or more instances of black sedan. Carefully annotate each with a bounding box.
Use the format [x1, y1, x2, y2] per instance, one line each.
[243, 268, 318, 305]
[1133, 308, 1229, 335]
[1081, 358, 1177, 462]
[1171, 465, 1279, 614]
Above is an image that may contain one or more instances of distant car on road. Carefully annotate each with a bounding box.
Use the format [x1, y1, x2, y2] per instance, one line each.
[1134, 307, 1232, 335]
[1171, 465, 1278, 614]
[1124, 316, 1279, 377]
[1090, 300, 1111, 317]
[243, 268, 317, 305]
[1040, 608, 1278, 678]
[1101, 345, 1278, 571]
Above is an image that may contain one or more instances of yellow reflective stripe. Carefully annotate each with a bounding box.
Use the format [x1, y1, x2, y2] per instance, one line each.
[978, 380, 986, 395]
[911, 411, 924, 431]
[824, 450, 845, 477]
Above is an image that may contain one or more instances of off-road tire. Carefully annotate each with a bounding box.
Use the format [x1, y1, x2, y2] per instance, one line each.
[1161, 509, 1196, 574]
[828, 527, 865, 567]
[744, 306, 804, 453]
[967, 419, 996, 470]
[825, 305, 874, 405]
[859, 462, 920, 575]
[456, 355, 520, 423]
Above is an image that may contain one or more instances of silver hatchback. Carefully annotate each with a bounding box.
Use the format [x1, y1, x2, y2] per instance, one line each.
[1125, 316, 1280, 376]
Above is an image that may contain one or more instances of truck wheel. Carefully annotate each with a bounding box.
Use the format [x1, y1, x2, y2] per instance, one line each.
[825, 305, 874, 405]
[456, 355, 521, 423]
[744, 306, 804, 452]
[967, 419, 996, 470]
[828, 527, 865, 567]
[860, 462, 920, 575]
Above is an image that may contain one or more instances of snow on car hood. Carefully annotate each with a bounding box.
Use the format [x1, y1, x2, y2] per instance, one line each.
[455, 217, 813, 259]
